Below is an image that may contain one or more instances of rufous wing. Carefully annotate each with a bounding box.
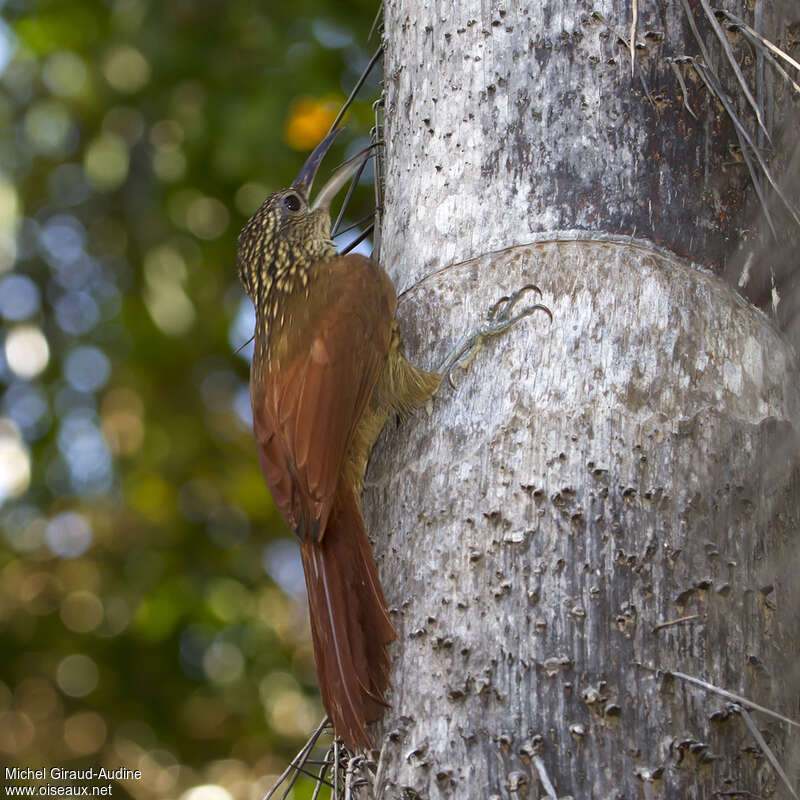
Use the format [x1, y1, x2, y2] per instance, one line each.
[250, 254, 396, 540]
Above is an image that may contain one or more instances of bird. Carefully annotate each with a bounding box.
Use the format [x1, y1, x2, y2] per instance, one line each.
[236, 128, 441, 751]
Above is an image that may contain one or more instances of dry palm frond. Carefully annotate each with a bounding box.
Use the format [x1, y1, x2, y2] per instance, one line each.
[679, 0, 713, 66]
[737, 705, 800, 800]
[691, 59, 777, 235]
[716, 9, 800, 97]
[692, 58, 800, 231]
[716, 9, 800, 78]
[731, 122, 778, 238]
[637, 665, 800, 728]
[698, 0, 771, 143]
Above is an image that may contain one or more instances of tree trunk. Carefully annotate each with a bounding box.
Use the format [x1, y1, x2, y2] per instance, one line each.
[363, 1, 800, 798]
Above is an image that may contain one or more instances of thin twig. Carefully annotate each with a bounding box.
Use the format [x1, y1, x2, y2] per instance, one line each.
[653, 614, 701, 632]
[736, 705, 799, 800]
[630, 0, 638, 76]
[340, 223, 375, 255]
[371, 97, 385, 261]
[233, 334, 254, 355]
[332, 153, 369, 235]
[335, 210, 376, 238]
[263, 717, 331, 800]
[698, 0, 771, 143]
[637, 664, 800, 729]
[638, 63, 656, 109]
[345, 755, 358, 799]
[310, 746, 334, 800]
[328, 47, 383, 134]
[368, 1, 384, 42]
[334, 739, 340, 800]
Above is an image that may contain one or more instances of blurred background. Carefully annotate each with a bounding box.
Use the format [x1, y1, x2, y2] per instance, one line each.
[0, 1, 380, 798]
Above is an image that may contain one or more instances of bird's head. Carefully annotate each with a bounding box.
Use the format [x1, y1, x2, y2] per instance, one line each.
[236, 129, 369, 301]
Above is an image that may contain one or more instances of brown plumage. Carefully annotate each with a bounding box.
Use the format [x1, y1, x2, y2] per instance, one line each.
[237, 132, 440, 750]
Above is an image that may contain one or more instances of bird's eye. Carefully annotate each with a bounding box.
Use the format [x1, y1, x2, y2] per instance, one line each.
[283, 193, 302, 212]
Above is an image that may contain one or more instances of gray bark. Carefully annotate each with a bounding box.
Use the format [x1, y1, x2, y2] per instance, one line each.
[363, 0, 800, 798]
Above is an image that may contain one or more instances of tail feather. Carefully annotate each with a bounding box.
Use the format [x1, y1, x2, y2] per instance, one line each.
[301, 489, 395, 750]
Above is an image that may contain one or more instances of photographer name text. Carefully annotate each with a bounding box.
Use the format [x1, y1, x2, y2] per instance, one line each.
[5, 769, 141, 782]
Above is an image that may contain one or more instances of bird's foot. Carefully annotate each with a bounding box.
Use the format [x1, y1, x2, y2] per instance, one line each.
[440, 284, 552, 389]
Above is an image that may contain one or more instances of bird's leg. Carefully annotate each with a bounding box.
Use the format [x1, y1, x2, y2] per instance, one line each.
[439, 284, 552, 389]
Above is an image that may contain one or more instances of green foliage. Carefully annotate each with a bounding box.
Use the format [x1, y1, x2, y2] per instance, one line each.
[0, 1, 379, 796]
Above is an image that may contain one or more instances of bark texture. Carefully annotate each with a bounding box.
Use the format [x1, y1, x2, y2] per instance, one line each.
[363, 0, 800, 798]
[378, 0, 796, 284]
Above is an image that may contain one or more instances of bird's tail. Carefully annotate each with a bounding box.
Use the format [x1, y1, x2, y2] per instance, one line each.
[300, 489, 396, 751]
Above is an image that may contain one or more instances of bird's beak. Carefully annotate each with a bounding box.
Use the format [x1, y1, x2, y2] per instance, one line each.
[310, 145, 373, 212]
[292, 128, 342, 199]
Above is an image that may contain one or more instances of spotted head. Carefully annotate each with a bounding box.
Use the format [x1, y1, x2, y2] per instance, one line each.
[237, 129, 369, 303]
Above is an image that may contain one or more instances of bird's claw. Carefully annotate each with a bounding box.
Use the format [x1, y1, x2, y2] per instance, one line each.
[442, 284, 552, 389]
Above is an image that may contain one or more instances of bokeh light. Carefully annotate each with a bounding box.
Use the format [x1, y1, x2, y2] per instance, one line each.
[4, 324, 49, 378]
[0, 19, 16, 75]
[284, 97, 339, 150]
[54, 290, 100, 335]
[228, 296, 255, 363]
[100, 387, 144, 456]
[143, 243, 196, 336]
[262, 540, 305, 601]
[186, 196, 229, 240]
[202, 641, 244, 685]
[2, 381, 50, 439]
[24, 99, 77, 157]
[259, 672, 318, 738]
[0, 274, 40, 320]
[40, 214, 86, 267]
[45, 511, 93, 559]
[103, 44, 150, 94]
[84, 133, 129, 192]
[64, 346, 111, 393]
[42, 50, 88, 98]
[56, 410, 113, 493]
[60, 590, 104, 633]
[56, 653, 99, 698]
[180, 786, 233, 800]
[63, 710, 107, 755]
[0, 418, 31, 503]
